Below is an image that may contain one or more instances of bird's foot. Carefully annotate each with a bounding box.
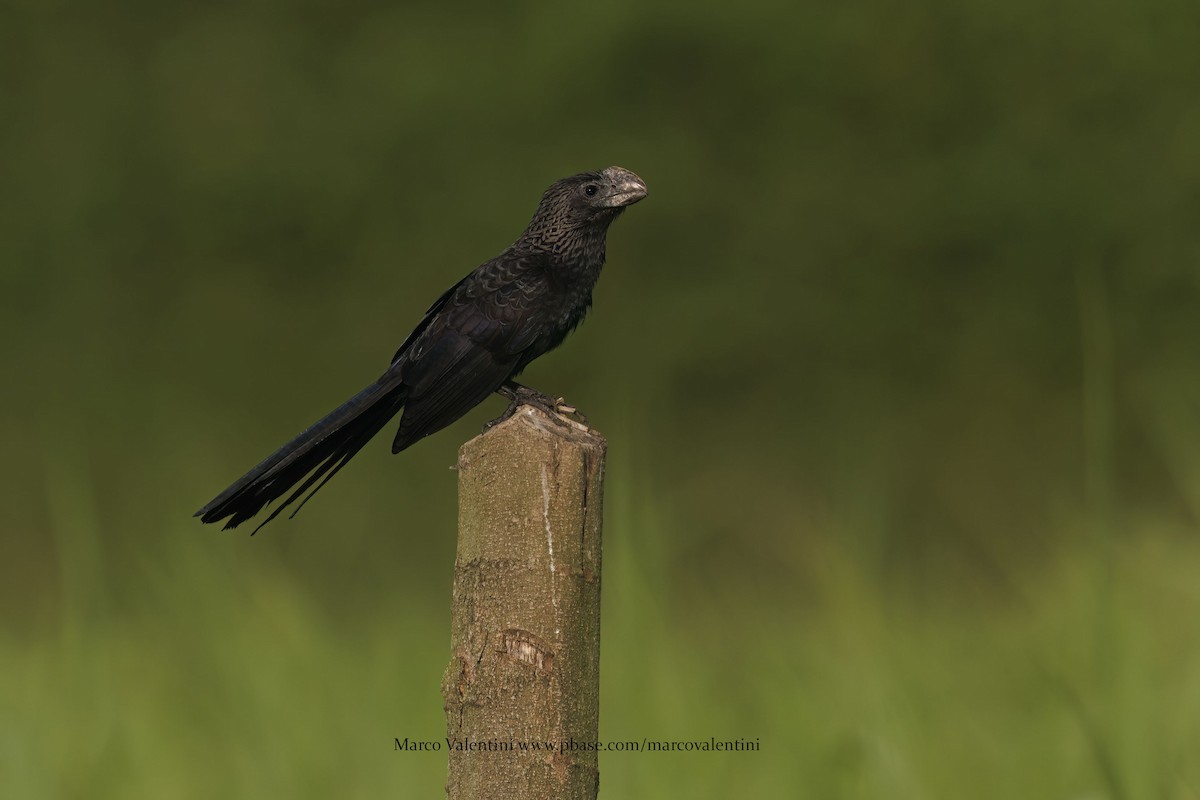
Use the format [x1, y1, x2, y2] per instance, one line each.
[483, 382, 589, 432]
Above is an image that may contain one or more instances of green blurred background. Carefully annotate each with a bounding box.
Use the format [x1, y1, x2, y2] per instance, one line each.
[3, 0, 1200, 796]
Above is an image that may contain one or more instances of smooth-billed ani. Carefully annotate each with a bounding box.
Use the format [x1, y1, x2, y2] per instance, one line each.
[195, 166, 647, 532]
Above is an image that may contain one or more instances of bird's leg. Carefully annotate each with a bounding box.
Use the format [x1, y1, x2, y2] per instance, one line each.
[482, 380, 588, 431]
[483, 384, 523, 430]
[506, 381, 588, 423]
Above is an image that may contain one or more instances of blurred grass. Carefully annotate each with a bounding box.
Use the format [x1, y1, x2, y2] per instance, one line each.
[3, 0, 1200, 796]
[5, 462, 1200, 797]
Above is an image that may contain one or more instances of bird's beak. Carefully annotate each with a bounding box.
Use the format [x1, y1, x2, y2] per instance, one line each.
[599, 166, 648, 208]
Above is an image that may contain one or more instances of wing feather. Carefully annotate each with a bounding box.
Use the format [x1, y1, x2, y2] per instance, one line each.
[389, 252, 558, 453]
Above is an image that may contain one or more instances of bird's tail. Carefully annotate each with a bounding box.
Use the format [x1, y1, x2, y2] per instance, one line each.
[195, 379, 408, 532]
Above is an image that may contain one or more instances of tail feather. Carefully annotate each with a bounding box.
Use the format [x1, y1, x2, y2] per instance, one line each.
[195, 380, 407, 532]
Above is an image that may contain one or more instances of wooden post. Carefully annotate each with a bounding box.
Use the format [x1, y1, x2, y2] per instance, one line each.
[442, 406, 606, 800]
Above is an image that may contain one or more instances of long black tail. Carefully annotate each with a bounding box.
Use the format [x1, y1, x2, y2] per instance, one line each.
[195, 379, 408, 532]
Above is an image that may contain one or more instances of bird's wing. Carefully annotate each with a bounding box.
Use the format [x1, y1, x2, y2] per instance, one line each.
[389, 275, 469, 365]
[390, 253, 555, 452]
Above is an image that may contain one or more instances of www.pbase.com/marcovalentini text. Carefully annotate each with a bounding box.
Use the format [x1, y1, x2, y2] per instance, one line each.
[394, 737, 761, 753]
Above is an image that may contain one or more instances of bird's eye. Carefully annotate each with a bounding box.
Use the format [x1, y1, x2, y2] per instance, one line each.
[584, 184, 598, 197]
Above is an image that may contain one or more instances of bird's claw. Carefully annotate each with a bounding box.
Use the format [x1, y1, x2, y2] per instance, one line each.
[483, 383, 588, 432]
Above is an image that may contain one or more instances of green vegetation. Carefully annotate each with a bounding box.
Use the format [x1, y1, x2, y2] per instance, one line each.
[2, 0, 1199, 796]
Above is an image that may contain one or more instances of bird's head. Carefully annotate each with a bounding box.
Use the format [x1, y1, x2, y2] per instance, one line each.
[522, 166, 647, 250]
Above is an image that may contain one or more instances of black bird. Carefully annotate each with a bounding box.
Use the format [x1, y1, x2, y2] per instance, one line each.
[196, 166, 647, 532]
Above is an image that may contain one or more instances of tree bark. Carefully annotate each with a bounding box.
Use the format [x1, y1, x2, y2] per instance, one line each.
[443, 406, 606, 800]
